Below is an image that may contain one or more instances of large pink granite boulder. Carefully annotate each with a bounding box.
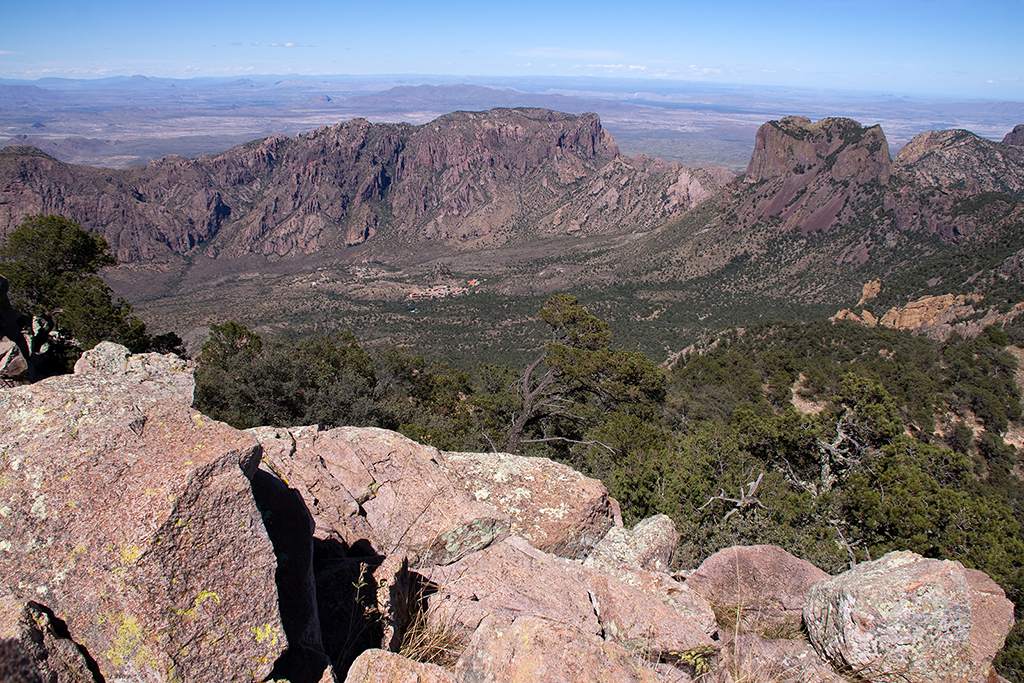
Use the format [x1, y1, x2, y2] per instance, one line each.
[426, 536, 715, 659]
[585, 514, 679, 574]
[343, 649, 457, 683]
[0, 343, 287, 682]
[455, 616, 662, 683]
[438, 449, 616, 559]
[251, 426, 510, 566]
[687, 545, 830, 635]
[713, 633, 844, 683]
[805, 551, 1015, 683]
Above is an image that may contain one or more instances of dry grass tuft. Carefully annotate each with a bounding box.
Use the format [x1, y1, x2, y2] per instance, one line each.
[397, 605, 467, 670]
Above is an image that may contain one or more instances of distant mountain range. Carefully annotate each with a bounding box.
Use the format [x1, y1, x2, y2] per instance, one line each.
[0, 109, 731, 263]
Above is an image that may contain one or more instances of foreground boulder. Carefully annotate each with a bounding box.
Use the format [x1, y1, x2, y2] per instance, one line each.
[804, 550, 1015, 683]
[344, 649, 457, 683]
[686, 545, 830, 636]
[714, 633, 845, 683]
[438, 449, 617, 559]
[0, 343, 288, 682]
[426, 536, 716, 659]
[252, 426, 510, 567]
[455, 616, 661, 683]
[584, 513, 678, 574]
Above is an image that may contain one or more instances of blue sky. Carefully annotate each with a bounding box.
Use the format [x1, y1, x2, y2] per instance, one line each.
[2, 0, 1021, 99]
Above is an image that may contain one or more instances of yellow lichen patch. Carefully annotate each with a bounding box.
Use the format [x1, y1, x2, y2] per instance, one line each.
[251, 622, 284, 647]
[173, 590, 221, 620]
[121, 544, 144, 564]
[102, 612, 172, 680]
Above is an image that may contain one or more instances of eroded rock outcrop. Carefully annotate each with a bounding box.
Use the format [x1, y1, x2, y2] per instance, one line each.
[0, 342, 288, 682]
[687, 545, 831, 635]
[831, 289, 1024, 342]
[804, 551, 1014, 683]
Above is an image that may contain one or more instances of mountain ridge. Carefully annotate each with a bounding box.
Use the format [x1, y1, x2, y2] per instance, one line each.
[0, 108, 731, 264]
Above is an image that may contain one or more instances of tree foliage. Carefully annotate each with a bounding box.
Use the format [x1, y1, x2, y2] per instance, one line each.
[0, 214, 117, 317]
[0, 215, 156, 371]
[502, 294, 666, 453]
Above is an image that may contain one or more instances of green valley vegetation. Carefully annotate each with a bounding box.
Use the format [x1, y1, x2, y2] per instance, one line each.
[0, 215, 184, 374]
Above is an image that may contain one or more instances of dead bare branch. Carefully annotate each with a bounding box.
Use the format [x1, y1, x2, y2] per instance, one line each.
[518, 436, 618, 453]
[482, 432, 498, 454]
[698, 472, 766, 521]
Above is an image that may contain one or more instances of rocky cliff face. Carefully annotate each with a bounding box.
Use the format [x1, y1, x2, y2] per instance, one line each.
[0, 109, 730, 263]
[732, 116, 892, 236]
[887, 127, 1024, 242]
[726, 118, 1024, 245]
[1003, 124, 1024, 146]
[693, 118, 1024, 297]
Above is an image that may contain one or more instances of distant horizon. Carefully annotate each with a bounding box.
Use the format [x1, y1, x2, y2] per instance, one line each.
[2, 0, 1021, 100]
[3, 72, 1021, 107]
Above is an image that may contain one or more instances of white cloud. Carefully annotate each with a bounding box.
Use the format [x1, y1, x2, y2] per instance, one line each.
[270, 42, 314, 48]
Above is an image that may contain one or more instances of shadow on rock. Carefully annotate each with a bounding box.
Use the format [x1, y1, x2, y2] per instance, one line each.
[250, 469, 331, 683]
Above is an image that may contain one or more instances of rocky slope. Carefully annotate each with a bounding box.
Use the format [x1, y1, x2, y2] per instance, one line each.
[734, 116, 893, 237]
[715, 116, 1024, 245]
[0, 344, 1016, 683]
[1004, 125, 1024, 146]
[0, 109, 732, 263]
[888, 127, 1024, 242]
[602, 118, 1024, 330]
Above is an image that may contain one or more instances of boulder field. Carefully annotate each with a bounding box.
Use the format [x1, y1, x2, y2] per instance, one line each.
[0, 343, 1015, 682]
